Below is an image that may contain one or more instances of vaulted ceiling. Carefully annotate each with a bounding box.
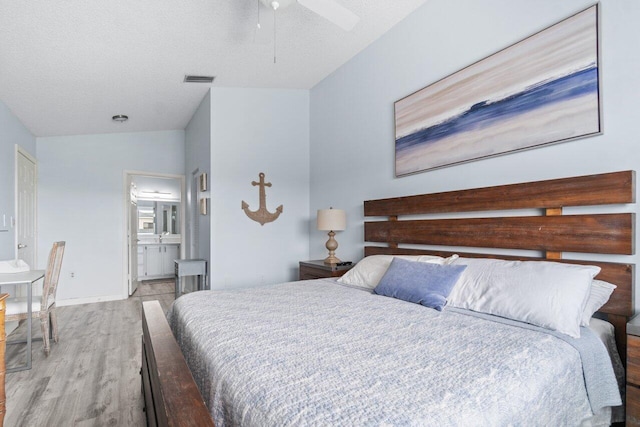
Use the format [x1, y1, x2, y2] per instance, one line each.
[0, 0, 428, 137]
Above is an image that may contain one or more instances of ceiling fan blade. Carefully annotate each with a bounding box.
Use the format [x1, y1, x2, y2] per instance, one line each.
[297, 0, 360, 31]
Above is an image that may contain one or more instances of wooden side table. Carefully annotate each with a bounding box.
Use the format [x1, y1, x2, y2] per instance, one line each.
[0, 293, 8, 426]
[298, 260, 354, 281]
[627, 314, 640, 425]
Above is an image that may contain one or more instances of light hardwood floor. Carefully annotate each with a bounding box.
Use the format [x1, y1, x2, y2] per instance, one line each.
[4, 280, 175, 426]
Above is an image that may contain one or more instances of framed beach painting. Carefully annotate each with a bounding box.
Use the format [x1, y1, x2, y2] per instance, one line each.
[394, 4, 600, 177]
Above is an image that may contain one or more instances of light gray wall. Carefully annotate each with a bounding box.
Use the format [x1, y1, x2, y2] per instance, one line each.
[209, 88, 310, 289]
[185, 91, 212, 276]
[37, 130, 185, 303]
[0, 100, 36, 260]
[310, 0, 640, 299]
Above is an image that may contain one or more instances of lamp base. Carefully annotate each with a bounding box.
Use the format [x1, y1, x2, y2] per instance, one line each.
[323, 254, 342, 265]
[323, 230, 341, 265]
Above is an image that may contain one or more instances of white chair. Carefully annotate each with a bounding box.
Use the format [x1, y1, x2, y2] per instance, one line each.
[5, 241, 65, 356]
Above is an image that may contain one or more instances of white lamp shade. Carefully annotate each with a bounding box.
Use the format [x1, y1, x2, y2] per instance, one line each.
[317, 208, 346, 231]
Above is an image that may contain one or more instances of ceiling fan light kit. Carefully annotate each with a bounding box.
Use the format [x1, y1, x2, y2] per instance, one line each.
[258, 0, 359, 30]
[257, 0, 360, 63]
[260, 0, 295, 10]
[297, 0, 359, 31]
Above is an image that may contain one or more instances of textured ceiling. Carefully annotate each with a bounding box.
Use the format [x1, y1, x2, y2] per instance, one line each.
[0, 0, 428, 137]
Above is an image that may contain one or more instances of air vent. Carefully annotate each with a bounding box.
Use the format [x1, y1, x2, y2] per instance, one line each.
[184, 75, 215, 83]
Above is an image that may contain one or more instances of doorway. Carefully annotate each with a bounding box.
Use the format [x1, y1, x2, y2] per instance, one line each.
[124, 171, 185, 298]
[16, 146, 37, 268]
[12, 146, 37, 303]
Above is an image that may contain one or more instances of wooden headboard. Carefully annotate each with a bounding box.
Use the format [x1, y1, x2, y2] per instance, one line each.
[364, 170, 635, 358]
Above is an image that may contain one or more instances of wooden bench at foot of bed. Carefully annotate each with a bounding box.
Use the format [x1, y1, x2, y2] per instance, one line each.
[141, 300, 214, 427]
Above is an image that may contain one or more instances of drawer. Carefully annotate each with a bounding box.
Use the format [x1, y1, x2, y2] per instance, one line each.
[628, 335, 640, 385]
[298, 261, 354, 281]
[299, 272, 323, 280]
[628, 385, 640, 425]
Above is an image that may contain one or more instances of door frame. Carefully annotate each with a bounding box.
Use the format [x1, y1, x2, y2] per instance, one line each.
[189, 168, 200, 259]
[122, 170, 186, 299]
[14, 145, 37, 263]
[127, 183, 139, 296]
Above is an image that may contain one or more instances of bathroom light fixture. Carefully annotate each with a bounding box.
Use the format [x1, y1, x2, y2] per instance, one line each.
[112, 115, 128, 122]
[141, 191, 171, 195]
[139, 190, 174, 200]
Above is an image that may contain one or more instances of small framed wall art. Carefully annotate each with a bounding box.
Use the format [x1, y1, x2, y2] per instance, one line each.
[199, 172, 208, 192]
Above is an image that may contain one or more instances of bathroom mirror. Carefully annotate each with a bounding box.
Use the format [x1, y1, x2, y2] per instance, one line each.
[161, 203, 180, 234]
[137, 201, 180, 235]
[137, 201, 156, 234]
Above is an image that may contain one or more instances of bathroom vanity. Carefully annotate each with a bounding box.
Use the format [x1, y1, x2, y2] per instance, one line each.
[137, 199, 181, 281]
[138, 241, 180, 280]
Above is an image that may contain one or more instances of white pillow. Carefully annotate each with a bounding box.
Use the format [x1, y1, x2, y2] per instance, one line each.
[581, 280, 616, 326]
[337, 255, 446, 289]
[448, 257, 600, 338]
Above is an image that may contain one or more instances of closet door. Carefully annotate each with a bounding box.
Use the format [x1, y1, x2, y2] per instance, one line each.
[16, 149, 37, 268]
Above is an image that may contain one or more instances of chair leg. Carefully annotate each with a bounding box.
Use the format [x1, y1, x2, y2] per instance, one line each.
[40, 315, 51, 356]
[50, 309, 59, 343]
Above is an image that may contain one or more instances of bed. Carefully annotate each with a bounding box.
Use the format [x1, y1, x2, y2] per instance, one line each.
[141, 170, 635, 427]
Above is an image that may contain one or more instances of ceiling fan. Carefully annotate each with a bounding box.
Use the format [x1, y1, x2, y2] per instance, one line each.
[259, 0, 360, 32]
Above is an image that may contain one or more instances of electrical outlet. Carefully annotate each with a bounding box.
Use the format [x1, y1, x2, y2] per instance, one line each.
[70, 272, 75, 278]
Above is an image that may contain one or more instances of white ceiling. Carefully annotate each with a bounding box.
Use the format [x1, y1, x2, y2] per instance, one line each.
[0, 0, 428, 137]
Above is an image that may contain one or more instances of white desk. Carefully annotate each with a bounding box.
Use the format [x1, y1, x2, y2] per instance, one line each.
[0, 269, 45, 372]
[174, 259, 207, 299]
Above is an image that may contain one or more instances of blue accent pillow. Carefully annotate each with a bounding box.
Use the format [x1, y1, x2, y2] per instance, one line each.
[373, 258, 466, 311]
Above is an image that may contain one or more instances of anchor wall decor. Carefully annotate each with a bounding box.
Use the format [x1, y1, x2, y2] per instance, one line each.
[241, 172, 283, 226]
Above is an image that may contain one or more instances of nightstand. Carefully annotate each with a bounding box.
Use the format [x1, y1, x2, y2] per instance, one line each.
[627, 315, 640, 425]
[298, 260, 354, 281]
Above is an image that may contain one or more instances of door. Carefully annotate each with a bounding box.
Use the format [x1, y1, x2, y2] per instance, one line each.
[16, 149, 37, 268]
[137, 246, 145, 279]
[128, 200, 139, 295]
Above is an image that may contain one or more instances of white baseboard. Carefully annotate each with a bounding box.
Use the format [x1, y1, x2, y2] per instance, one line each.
[57, 294, 125, 307]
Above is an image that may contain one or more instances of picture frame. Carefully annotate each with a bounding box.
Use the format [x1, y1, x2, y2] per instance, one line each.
[199, 172, 208, 192]
[394, 4, 600, 176]
[199, 198, 208, 216]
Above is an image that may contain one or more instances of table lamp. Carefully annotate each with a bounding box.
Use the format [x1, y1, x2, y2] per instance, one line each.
[317, 208, 346, 265]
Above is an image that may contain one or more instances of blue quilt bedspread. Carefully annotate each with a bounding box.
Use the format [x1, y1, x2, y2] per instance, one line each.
[167, 279, 620, 427]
